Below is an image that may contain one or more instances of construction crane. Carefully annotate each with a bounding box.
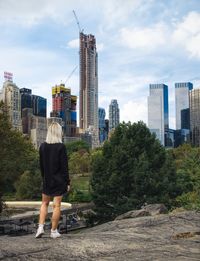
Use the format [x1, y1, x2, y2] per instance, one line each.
[73, 10, 83, 33]
[64, 65, 78, 85]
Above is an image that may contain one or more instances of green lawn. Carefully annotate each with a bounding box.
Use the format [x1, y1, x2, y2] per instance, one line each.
[68, 174, 92, 202]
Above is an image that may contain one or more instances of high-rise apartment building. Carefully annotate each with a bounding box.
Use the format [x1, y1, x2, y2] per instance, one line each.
[2, 80, 21, 130]
[51, 83, 77, 136]
[20, 88, 47, 118]
[32, 95, 47, 118]
[190, 88, 200, 146]
[99, 107, 106, 143]
[79, 32, 98, 134]
[148, 84, 169, 146]
[109, 99, 120, 131]
[31, 116, 47, 149]
[175, 82, 193, 130]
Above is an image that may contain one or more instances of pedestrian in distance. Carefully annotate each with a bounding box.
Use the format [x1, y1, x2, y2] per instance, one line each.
[35, 122, 70, 239]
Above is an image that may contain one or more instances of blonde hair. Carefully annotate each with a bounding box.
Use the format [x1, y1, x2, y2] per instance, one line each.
[46, 122, 62, 144]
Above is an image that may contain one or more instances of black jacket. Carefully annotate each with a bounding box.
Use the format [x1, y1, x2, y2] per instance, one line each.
[39, 142, 70, 196]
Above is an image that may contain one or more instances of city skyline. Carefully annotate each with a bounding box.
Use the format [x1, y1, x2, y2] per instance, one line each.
[0, 0, 200, 129]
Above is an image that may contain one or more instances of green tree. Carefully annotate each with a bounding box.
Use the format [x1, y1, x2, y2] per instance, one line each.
[15, 169, 42, 200]
[0, 101, 37, 195]
[65, 140, 90, 156]
[173, 145, 200, 210]
[91, 122, 179, 221]
[69, 151, 91, 175]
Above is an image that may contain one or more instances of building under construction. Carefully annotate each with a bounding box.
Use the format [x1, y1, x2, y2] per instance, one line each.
[79, 32, 98, 133]
[51, 83, 77, 137]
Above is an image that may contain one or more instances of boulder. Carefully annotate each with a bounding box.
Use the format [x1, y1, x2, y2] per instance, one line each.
[115, 209, 150, 220]
[0, 210, 199, 260]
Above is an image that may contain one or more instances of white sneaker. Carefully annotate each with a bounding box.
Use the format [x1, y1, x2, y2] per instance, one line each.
[50, 229, 61, 239]
[35, 226, 45, 238]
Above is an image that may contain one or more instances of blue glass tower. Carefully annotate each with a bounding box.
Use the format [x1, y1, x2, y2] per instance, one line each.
[98, 107, 106, 143]
[32, 95, 47, 118]
[20, 88, 32, 114]
[148, 84, 169, 146]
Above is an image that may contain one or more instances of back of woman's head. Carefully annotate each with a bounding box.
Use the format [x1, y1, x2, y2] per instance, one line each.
[46, 122, 62, 144]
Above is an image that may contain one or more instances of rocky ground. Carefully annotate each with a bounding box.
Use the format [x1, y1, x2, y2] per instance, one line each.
[0, 206, 200, 261]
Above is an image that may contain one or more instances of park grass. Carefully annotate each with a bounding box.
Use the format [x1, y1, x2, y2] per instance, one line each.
[71, 175, 91, 191]
[68, 174, 92, 202]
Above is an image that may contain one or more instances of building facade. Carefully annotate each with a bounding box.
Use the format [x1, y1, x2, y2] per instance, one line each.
[79, 32, 98, 137]
[32, 94, 47, 118]
[175, 82, 193, 130]
[20, 88, 47, 118]
[148, 84, 169, 146]
[2, 80, 21, 131]
[190, 88, 200, 146]
[98, 107, 106, 144]
[51, 83, 77, 137]
[30, 116, 47, 149]
[109, 99, 120, 131]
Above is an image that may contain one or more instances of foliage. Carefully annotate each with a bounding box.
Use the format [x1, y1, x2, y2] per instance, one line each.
[67, 175, 92, 202]
[15, 168, 42, 200]
[69, 151, 91, 175]
[90, 122, 180, 221]
[65, 140, 90, 157]
[0, 101, 37, 195]
[0, 101, 41, 205]
[172, 144, 200, 210]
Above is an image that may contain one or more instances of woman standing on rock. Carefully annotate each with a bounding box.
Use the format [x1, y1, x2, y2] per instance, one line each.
[35, 122, 70, 239]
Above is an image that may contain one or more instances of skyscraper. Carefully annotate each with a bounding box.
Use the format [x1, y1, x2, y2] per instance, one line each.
[32, 95, 47, 118]
[20, 88, 47, 118]
[51, 83, 77, 136]
[148, 84, 169, 146]
[190, 88, 200, 146]
[2, 80, 21, 130]
[98, 107, 106, 143]
[109, 99, 120, 131]
[79, 32, 98, 133]
[175, 82, 193, 130]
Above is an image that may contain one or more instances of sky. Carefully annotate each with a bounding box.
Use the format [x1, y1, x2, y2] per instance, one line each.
[0, 0, 200, 129]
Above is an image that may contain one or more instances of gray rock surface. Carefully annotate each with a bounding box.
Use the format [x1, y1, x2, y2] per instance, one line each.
[115, 204, 168, 220]
[0, 210, 200, 261]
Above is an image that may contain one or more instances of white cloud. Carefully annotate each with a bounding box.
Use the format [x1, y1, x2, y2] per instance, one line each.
[172, 11, 200, 58]
[67, 39, 79, 49]
[120, 99, 147, 124]
[119, 22, 168, 50]
[97, 43, 104, 52]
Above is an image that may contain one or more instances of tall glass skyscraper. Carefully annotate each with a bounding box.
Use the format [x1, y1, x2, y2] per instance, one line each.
[109, 99, 120, 131]
[32, 95, 47, 118]
[175, 82, 193, 130]
[190, 88, 200, 146]
[98, 107, 106, 143]
[148, 84, 169, 146]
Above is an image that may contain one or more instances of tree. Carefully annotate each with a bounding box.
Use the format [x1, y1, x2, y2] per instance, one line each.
[65, 140, 90, 156]
[173, 145, 200, 210]
[0, 101, 37, 196]
[15, 169, 42, 200]
[91, 122, 179, 221]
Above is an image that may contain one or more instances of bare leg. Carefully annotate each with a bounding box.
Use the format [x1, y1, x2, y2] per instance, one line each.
[39, 194, 51, 224]
[51, 196, 63, 230]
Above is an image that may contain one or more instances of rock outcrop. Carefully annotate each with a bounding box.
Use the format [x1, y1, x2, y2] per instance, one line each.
[0, 209, 200, 260]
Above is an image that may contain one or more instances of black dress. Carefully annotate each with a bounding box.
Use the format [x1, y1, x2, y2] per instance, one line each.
[39, 142, 70, 196]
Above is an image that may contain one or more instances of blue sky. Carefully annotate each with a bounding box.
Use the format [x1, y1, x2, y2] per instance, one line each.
[0, 0, 200, 129]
